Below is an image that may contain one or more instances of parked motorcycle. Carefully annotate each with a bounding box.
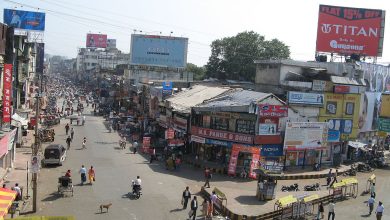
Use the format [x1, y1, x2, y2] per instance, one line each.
[343, 165, 357, 176]
[281, 183, 299, 192]
[304, 183, 320, 191]
[369, 157, 387, 168]
[357, 163, 374, 172]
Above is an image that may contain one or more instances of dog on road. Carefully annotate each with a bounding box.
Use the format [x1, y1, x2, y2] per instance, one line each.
[99, 203, 112, 213]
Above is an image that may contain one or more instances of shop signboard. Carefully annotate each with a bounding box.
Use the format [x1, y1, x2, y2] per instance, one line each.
[284, 122, 328, 150]
[259, 123, 277, 135]
[173, 115, 187, 131]
[249, 154, 260, 179]
[258, 104, 288, 117]
[312, 80, 333, 92]
[254, 135, 283, 144]
[3, 9, 46, 31]
[165, 128, 175, 139]
[228, 145, 240, 176]
[2, 64, 13, 123]
[380, 94, 390, 117]
[379, 118, 390, 132]
[190, 135, 205, 144]
[316, 5, 385, 57]
[205, 139, 232, 147]
[142, 137, 151, 153]
[327, 130, 340, 142]
[191, 126, 254, 144]
[334, 85, 360, 94]
[287, 92, 324, 106]
[327, 119, 353, 134]
[261, 145, 284, 157]
[168, 139, 185, 147]
[0, 135, 9, 158]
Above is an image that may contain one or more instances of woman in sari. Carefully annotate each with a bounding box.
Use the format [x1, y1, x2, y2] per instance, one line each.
[88, 166, 95, 185]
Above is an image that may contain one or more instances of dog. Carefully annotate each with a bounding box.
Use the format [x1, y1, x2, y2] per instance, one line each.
[99, 203, 112, 213]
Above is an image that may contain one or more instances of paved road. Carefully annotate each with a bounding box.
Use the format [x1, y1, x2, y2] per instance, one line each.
[29, 105, 209, 220]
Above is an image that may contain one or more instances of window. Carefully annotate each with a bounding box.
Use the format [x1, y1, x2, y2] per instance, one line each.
[236, 119, 255, 135]
[345, 102, 354, 115]
[210, 117, 229, 130]
[202, 115, 211, 128]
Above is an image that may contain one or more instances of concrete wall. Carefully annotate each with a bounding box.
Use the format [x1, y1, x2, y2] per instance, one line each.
[255, 63, 280, 85]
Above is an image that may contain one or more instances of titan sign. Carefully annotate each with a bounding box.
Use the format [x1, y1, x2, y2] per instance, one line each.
[3, 9, 45, 31]
[316, 5, 385, 57]
[130, 34, 188, 68]
[86, 34, 107, 48]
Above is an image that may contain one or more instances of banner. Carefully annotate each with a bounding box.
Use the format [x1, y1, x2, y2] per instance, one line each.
[284, 122, 328, 150]
[258, 104, 288, 117]
[261, 145, 284, 157]
[86, 33, 107, 48]
[249, 154, 260, 179]
[380, 94, 390, 117]
[316, 5, 384, 56]
[3, 64, 13, 123]
[288, 92, 324, 106]
[227, 146, 240, 176]
[0, 135, 9, 158]
[142, 137, 151, 153]
[3, 9, 45, 31]
[259, 123, 277, 135]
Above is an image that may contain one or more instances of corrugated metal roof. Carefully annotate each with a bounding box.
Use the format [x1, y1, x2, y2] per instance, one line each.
[195, 89, 271, 109]
[166, 85, 231, 113]
[331, 76, 364, 85]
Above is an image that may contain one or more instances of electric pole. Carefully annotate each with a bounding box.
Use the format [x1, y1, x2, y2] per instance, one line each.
[32, 92, 39, 212]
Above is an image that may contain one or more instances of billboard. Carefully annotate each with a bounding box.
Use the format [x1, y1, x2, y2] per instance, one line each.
[258, 104, 288, 117]
[36, 43, 44, 73]
[107, 39, 116, 48]
[288, 92, 324, 106]
[3, 9, 45, 31]
[379, 118, 390, 132]
[2, 64, 12, 123]
[284, 122, 328, 150]
[316, 5, 385, 57]
[86, 34, 107, 48]
[380, 94, 390, 117]
[130, 34, 188, 68]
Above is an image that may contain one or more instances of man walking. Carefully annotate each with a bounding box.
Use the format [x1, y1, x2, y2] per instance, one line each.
[189, 196, 198, 220]
[330, 169, 338, 187]
[79, 165, 87, 185]
[371, 182, 376, 198]
[65, 123, 70, 135]
[326, 169, 332, 186]
[66, 136, 72, 150]
[182, 186, 191, 209]
[70, 128, 74, 140]
[376, 201, 384, 220]
[368, 196, 375, 215]
[204, 167, 211, 188]
[328, 200, 335, 220]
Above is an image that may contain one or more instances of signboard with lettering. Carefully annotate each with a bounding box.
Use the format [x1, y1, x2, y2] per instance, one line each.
[2, 64, 13, 123]
[284, 122, 328, 150]
[379, 118, 390, 132]
[288, 91, 324, 106]
[191, 126, 254, 144]
[261, 145, 284, 157]
[316, 4, 385, 57]
[258, 104, 288, 117]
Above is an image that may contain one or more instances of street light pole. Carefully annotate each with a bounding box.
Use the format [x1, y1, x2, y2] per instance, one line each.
[32, 93, 40, 212]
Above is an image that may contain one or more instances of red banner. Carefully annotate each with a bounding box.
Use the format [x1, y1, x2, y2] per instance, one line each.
[142, 137, 151, 153]
[165, 128, 175, 139]
[316, 5, 383, 56]
[249, 154, 260, 179]
[228, 145, 240, 176]
[191, 126, 254, 144]
[2, 64, 12, 123]
[86, 33, 107, 48]
[258, 104, 288, 117]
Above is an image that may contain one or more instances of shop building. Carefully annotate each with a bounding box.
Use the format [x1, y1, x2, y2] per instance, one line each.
[190, 89, 287, 176]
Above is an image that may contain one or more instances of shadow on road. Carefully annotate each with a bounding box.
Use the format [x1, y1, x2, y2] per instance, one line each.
[41, 192, 62, 202]
[169, 208, 183, 213]
[234, 195, 266, 205]
[360, 214, 371, 218]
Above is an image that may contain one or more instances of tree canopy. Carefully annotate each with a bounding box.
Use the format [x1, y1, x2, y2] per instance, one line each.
[186, 63, 206, 80]
[205, 31, 290, 82]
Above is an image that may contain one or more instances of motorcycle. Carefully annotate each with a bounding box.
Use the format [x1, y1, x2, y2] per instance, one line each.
[369, 157, 387, 168]
[281, 183, 299, 192]
[131, 180, 142, 199]
[304, 183, 320, 191]
[343, 165, 357, 176]
[357, 163, 374, 172]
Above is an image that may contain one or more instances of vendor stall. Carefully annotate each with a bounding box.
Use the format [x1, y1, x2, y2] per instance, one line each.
[256, 168, 278, 201]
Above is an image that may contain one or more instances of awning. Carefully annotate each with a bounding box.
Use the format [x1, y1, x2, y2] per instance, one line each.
[0, 188, 17, 219]
[348, 141, 367, 149]
[11, 113, 28, 127]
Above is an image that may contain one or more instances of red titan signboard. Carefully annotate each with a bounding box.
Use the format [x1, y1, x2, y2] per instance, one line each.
[86, 33, 107, 48]
[316, 5, 385, 57]
[2, 64, 12, 123]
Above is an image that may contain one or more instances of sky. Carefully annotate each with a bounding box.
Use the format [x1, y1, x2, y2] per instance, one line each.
[1, 0, 389, 66]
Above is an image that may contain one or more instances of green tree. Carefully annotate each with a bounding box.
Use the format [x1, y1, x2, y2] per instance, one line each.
[186, 63, 206, 80]
[205, 31, 290, 81]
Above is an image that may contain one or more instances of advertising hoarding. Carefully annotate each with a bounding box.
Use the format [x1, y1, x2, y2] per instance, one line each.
[284, 122, 328, 150]
[191, 126, 254, 144]
[259, 123, 277, 135]
[2, 64, 12, 123]
[380, 94, 390, 117]
[258, 104, 288, 117]
[288, 92, 324, 106]
[379, 118, 390, 132]
[261, 145, 284, 157]
[316, 5, 385, 57]
[36, 43, 44, 73]
[130, 34, 188, 68]
[86, 33, 107, 48]
[3, 9, 45, 31]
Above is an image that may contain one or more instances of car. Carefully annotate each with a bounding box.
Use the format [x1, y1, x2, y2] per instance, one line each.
[43, 144, 67, 166]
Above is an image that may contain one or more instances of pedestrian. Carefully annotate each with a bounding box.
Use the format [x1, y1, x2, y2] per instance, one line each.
[66, 136, 72, 150]
[328, 200, 335, 220]
[79, 165, 87, 185]
[182, 186, 191, 209]
[82, 137, 87, 149]
[204, 167, 211, 188]
[65, 169, 71, 177]
[330, 169, 338, 187]
[326, 169, 332, 186]
[2, 184, 6, 189]
[150, 147, 156, 163]
[317, 201, 324, 219]
[12, 183, 22, 201]
[189, 196, 198, 220]
[207, 198, 213, 218]
[133, 141, 138, 154]
[65, 123, 70, 135]
[371, 182, 376, 198]
[376, 201, 384, 220]
[70, 128, 74, 140]
[88, 166, 95, 185]
[82, 115, 86, 125]
[202, 198, 209, 220]
[368, 195, 375, 215]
